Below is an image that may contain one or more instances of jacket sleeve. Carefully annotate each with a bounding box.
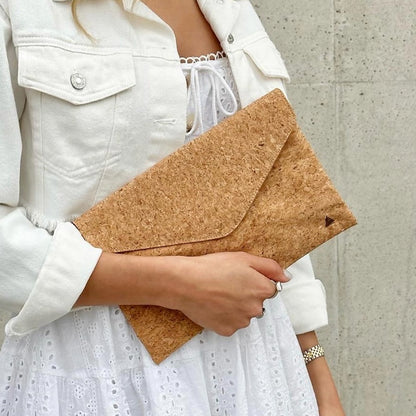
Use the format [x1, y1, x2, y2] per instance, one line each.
[280, 254, 328, 334]
[0, 5, 102, 337]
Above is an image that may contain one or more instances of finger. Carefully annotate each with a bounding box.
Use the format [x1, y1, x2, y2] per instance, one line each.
[265, 279, 278, 298]
[246, 254, 290, 283]
[267, 281, 283, 299]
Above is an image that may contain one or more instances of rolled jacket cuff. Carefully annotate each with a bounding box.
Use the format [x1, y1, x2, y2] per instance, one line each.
[5, 222, 102, 336]
[280, 279, 328, 334]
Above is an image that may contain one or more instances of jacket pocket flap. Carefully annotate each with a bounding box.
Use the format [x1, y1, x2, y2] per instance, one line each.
[73, 89, 297, 253]
[18, 45, 136, 105]
[243, 37, 290, 80]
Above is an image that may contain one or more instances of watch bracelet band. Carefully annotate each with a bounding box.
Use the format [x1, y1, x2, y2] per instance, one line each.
[302, 344, 325, 365]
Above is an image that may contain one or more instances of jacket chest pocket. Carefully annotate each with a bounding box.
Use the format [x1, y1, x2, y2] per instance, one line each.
[18, 45, 136, 178]
[229, 35, 291, 107]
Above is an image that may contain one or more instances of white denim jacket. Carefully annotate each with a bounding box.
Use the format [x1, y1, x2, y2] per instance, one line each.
[0, 0, 328, 338]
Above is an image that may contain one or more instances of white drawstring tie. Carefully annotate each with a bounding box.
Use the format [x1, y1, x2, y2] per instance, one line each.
[184, 60, 238, 141]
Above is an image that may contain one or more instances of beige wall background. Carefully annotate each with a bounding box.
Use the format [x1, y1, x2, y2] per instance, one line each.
[255, 0, 415, 414]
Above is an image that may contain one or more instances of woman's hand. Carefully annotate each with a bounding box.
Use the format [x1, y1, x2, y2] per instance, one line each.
[75, 251, 290, 337]
[164, 251, 290, 336]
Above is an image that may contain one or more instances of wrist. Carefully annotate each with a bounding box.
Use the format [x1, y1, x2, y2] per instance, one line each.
[296, 332, 344, 415]
[319, 404, 346, 416]
[155, 254, 220, 315]
[141, 255, 191, 309]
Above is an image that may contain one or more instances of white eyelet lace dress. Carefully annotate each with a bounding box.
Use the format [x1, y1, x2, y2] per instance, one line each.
[0, 52, 319, 416]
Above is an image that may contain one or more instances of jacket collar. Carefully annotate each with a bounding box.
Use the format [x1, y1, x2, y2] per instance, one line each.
[52, 0, 240, 44]
[197, 0, 240, 44]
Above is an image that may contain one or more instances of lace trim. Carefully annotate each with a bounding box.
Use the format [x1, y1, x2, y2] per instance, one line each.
[180, 50, 226, 64]
[183, 59, 238, 141]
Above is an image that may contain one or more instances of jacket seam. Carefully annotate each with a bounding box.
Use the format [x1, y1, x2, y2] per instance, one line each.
[40, 93, 45, 213]
[0, 2, 9, 20]
[16, 39, 182, 61]
[19, 80, 134, 105]
[92, 94, 118, 205]
[15, 38, 134, 55]
[31, 150, 121, 179]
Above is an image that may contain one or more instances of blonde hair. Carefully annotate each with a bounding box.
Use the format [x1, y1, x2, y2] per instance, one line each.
[71, 0, 91, 40]
[71, 0, 137, 41]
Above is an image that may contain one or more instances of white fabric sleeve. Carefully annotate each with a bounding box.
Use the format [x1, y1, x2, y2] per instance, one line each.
[0, 6, 102, 337]
[280, 254, 328, 334]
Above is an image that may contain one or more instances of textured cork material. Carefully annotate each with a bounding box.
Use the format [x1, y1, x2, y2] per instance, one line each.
[74, 88, 357, 364]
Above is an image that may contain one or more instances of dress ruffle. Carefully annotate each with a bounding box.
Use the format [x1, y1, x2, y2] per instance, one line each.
[0, 298, 318, 416]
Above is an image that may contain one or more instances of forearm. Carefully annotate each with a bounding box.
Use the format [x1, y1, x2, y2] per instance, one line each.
[74, 252, 187, 309]
[73, 251, 289, 336]
[297, 331, 345, 416]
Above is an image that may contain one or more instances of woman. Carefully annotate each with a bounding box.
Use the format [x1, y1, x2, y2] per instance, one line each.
[0, 0, 345, 414]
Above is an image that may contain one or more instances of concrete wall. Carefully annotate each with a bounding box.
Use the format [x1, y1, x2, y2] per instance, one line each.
[255, 1, 416, 414]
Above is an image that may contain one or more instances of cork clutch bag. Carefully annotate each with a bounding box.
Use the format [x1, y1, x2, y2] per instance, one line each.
[73, 88, 357, 364]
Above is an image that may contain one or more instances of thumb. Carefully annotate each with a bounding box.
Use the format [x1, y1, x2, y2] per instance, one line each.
[246, 254, 291, 283]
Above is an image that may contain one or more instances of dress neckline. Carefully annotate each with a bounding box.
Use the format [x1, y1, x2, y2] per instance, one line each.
[179, 50, 227, 65]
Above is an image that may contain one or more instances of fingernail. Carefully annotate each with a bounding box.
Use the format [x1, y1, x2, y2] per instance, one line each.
[284, 269, 293, 280]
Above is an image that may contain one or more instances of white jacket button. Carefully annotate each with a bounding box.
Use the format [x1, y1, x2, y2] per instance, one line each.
[227, 34, 234, 44]
[70, 72, 86, 90]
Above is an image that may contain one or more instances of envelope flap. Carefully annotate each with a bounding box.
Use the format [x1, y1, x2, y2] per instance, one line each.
[74, 89, 296, 253]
